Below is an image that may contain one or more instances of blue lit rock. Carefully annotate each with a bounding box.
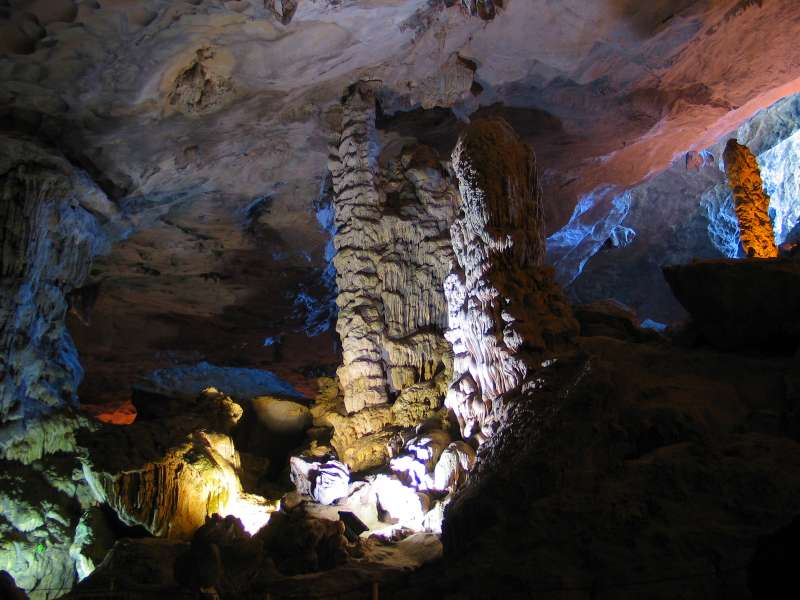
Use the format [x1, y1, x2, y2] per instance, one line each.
[567, 93, 800, 324]
[0, 136, 114, 463]
[140, 362, 302, 402]
[546, 186, 633, 287]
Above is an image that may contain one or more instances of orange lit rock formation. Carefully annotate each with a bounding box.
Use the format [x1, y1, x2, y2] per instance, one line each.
[723, 138, 778, 258]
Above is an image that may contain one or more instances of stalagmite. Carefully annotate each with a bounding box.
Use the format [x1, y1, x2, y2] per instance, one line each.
[723, 139, 778, 258]
[445, 118, 578, 442]
[329, 82, 390, 414]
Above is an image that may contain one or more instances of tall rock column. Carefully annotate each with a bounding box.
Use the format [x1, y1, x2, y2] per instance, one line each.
[723, 138, 778, 258]
[324, 83, 458, 470]
[445, 118, 578, 442]
[329, 82, 389, 414]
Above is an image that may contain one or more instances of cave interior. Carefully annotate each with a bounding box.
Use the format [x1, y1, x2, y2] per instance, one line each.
[2, 1, 800, 599]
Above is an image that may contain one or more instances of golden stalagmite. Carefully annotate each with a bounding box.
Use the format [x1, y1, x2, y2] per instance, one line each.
[722, 139, 778, 258]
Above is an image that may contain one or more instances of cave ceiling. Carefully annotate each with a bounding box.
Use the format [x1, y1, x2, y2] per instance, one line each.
[3, 0, 800, 400]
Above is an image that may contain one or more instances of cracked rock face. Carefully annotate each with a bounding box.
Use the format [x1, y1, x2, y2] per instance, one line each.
[445, 118, 578, 441]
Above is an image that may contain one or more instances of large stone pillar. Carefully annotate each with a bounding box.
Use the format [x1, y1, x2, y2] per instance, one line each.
[328, 82, 389, 414]
[325, 83, 458, 469]
[445, 118, 578, 442]
[723, 138, 778, 258]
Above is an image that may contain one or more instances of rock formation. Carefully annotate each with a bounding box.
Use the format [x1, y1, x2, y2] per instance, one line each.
[0, 136, 114, 463]
[79, 388, 272, 540]
[723, 139, 778, 258]
[445, 118, 578, 442]
[326, 82, 457, 470]
[0, 136, 121, 597]
[663, 257, 800, 351]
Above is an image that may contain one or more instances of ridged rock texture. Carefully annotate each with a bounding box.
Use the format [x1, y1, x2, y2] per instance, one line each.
[327, 82, 457, 470]
[445, 118, 578, 442]
[723, 139, 778, 258]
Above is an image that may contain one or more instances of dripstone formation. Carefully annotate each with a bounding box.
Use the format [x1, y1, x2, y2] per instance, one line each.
[326, 82, 457, 470]
[723, 139, 778, 258]
[445, 118, 578, 442]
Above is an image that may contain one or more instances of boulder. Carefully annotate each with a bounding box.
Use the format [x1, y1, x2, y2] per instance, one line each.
[255, 509, 351, 575]
[251, 396, 311, 435]
[389, 429, 452, 490]
[373, 475, 431, 530]
[663, 258, 800, 351]
[78, 388, 264, 539]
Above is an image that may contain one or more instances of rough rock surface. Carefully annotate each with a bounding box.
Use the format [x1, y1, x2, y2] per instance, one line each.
[723, 139, 778, 258]
[445, 117, 578, 441]
[0, 136, 113, 463]
[561, 93, 800, 325]
[290, 456, 350, 506]
[394, 335, 800, 599]
[70, 511, 441, 600]
[0, 453, 101, 599]
[321, 83, 458, 470]
[663, 258, 800, 351]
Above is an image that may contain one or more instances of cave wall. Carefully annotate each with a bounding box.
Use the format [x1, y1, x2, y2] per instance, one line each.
[0, 135, 115, 463]
[0, 135, 120, 598]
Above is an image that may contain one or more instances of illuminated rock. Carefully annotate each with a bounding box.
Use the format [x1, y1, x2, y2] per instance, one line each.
[69, 507, 116, 582]
[373, 474, 430, 530]
[389, 429, 452, 490]
[0, 454, 100, 597]
[723, 139, 778, 258]
[251, 396, 311, 435]
[432, 441, 476, 494]
[289, 457, 350, 506]
[326, 83, 457, 469]
[0, 135, 114, 463]
[330, 83, 456, 416]
[446, 118, 579, 441]
[79, 389, 268, 540]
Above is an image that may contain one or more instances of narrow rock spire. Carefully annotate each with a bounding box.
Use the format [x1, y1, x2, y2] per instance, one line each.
[723, 138, 778, 258]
